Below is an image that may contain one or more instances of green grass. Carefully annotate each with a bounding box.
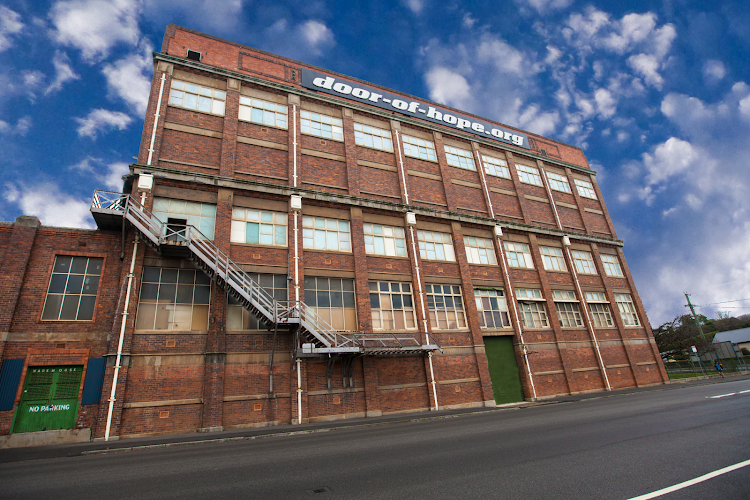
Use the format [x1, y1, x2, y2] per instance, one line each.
[667, 371, 710, 380]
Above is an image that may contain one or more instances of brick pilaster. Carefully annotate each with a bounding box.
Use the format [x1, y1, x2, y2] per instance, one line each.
[218, 78, 240, 177]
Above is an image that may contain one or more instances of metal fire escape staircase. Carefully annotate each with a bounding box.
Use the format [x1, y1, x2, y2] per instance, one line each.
[91, 191, 440, 356]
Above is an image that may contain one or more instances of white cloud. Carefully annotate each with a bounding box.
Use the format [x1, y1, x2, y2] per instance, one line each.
[703, 60, 726, 83]
[22, 70, 45, 88]
[71, 157, 129, 190]
[425, 67, 473, 110]
[517, 0, 573, 15]
[641, 137, 700, 186]
[402, 0, 424, 14]
[102, 43, 152, 115]
[594, 88, 616, 118]
[75, 109, 132, 138]
[143, 0, 244, 33]
[0, 116, 32, 136]
[627, 53, 663, 88]
[0, 6, 23, 52]
[463, 13, 477, 29]
[299, 20, 335, 56]
[3, 182, 94, 228]
[50, 0, 140, 61]
[45, 51, 80, 95]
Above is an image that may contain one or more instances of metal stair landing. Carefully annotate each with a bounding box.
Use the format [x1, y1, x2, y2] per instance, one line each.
[91, 190, 440, 356]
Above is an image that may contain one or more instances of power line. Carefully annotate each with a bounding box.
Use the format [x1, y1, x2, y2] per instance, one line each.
[694, 297, 750, 307]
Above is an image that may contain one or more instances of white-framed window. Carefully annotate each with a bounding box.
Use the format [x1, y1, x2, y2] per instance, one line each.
[571, 250, 597, 275]
[574, 179, 597, 199]
[601, 254, 624, 277]
[516, 288, 549, 329]
[503, 241, 534, 269]
[152, 198, 217, 240]
[231, 208, 287, 246]
[354, 123, 393, 151]
[41, 256, 103, 321]
[474, 289, 510, 328]
[463, 236, 497, 265]
[300, 110, 343, 140]
[302, 217, 351, 252]
[615, 293, 640, 326]
[418, 230, 455, 262]
[539, 246, 566, 272]
[482, 155, 510, 179]
[135, 267, 211, 331]
[552, 291, 583, 328]
[227, 274, 288, 330]
[516, 164, 543, 186]
[363, 223, 406, 257]
[304, 277, 357, 331]
[402, 135, 437, 161]
[369, 281, 417, 330]
[546, 172, 572, 193]
[426, 284, 467, 330]
[169, 80, 226, 116]
[585, 292, 614, 328]
[444, 145, 476, 170]
[239, 96, 288, 128]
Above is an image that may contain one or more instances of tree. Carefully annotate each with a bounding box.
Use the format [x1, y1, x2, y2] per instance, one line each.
[654, 314, 715, 360]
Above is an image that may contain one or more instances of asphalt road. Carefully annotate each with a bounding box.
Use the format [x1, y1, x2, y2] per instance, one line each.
[2, 379, 749, 500]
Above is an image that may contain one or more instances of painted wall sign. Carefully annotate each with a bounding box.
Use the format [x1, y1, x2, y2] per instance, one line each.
[301, 69, 530, 150]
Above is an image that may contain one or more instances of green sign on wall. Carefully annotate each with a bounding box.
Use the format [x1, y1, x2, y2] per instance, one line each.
[13, 365, 83, 434]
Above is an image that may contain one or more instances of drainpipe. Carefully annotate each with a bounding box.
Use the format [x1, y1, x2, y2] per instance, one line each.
[292, 105, 298, 188]
[296, 357, 302, 424]
[393, 131, 410, 204]
[428, 352, 439, 411]
[105, 189, 147, 441]
[147, 73, 166, 166]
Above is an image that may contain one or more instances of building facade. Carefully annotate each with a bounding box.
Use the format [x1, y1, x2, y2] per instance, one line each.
[0, 25, 667, 442]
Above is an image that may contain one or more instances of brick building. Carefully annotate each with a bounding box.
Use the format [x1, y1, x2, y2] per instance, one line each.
[0, 25, 667, 443]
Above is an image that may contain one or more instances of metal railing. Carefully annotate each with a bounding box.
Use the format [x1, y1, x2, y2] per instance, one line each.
[91, 190, 439, 354]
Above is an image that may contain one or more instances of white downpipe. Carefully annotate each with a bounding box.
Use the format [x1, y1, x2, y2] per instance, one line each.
[541, 170, 563, 231]
[293, 212, 299, 302]
[104, 191, 145, 441]
[393, 131, 409, 204]
[428, 352, 439, 411]
[147, 73, 166, 166]
[296, 358, 302, 424]
[564, 244, 611, 391]
[497, 240, 537, 400]
[408, 226, 428, 337]
[473, 149, 495, 219]
[292, 105, 298, 188]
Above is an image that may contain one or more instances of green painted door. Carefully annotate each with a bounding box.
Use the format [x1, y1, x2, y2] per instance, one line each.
[13, 365, 83, 433]
[484, 337, 524, 405]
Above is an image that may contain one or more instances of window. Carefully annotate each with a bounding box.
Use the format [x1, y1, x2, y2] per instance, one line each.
[426, 284, 467, 330]
[585, 292, 614, 328]
[402, 135, 437, 161]
[302, 217, 351, 252]
[474, 289, 510, 328]
[227, 274, 288, 330]
[152, 198, 217, 240]
[482, 155, 510, 179]
[571, 250, 597, 275]
[300, 110, 342, 140]
[239, 96, 288, 128]
[601, 254, 623, 277]
[42, 256, 103, 321]
[539, 246, 566, 272]
[135, 267, 211, 331]
[444, 145, 476, 170]
[463, 236, 497, 265]
[546, 172, 572, 193]
[369, 281, 417, 330]
[516, 288, 549, 328]
[169, 80, 226, 115]
[574, 179, 597, 199]
[304, 277, 357, 331]
[552, 290, 583, 328]
[353, 123, 393, 151]
[615, 293, 640, 326]
[417, 230, 455, 261]
[231, 208, 287, 246]
[503, 241, 534, 269]
[363, 223, 406, 257]
[516, 164, 543, 186]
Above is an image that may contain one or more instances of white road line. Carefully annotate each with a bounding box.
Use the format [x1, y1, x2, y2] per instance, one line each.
[710, 393, 736, 398]
[740, 390, 750, 394]
[626, 459, 750, 500]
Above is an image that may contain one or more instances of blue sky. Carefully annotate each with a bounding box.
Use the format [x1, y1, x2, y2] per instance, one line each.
[1, 0, 749, 325]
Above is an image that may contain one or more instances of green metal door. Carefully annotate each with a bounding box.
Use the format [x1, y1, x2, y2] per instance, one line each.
[13, 366, 83, 433]
[484, 336, 524, 405]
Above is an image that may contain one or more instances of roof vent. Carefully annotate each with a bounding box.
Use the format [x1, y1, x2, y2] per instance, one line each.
[186, 50, 201, 61]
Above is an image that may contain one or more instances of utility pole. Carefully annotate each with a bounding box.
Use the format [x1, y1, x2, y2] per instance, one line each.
[685, 292, 719, 367]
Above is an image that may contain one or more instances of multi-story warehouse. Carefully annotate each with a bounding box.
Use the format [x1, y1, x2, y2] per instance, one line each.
[0, 25, 667, 444]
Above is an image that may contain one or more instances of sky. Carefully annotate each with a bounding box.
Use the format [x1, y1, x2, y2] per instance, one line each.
[1, 0, 749, 326]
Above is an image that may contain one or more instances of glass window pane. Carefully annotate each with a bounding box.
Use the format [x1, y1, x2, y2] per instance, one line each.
[77, 295, 96, 320]
[42, 295, 63, 320]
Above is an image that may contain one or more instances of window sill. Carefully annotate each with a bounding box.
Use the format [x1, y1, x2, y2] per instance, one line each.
[355, 144, 394, 154]
[506, 265, 535, 270]
[403, 154, 438, 164]
[372, 329, 420, 334]
[543, 269, 569, 274]
[467, 262, 499, 268]
[231, 242, 288, 249]
[301, 132, 344, 143]
[518, 180, 544, 188]
[446, 164, 477, 172]
[239, 118, 288, 131]
[365, 254, 410, 260]
[480, 327, 514, 333]
[39, 319, 95, 323]
[167, 103, 224, 118]
[420, 258, 457, 263]
[303, 248, 353, 255]
[133, 330, 209, 335]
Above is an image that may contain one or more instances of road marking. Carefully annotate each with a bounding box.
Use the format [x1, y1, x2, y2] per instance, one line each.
[626, 459, 750, 500]
[740, 389, 750, 394]
[710, 392, 736, 398]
